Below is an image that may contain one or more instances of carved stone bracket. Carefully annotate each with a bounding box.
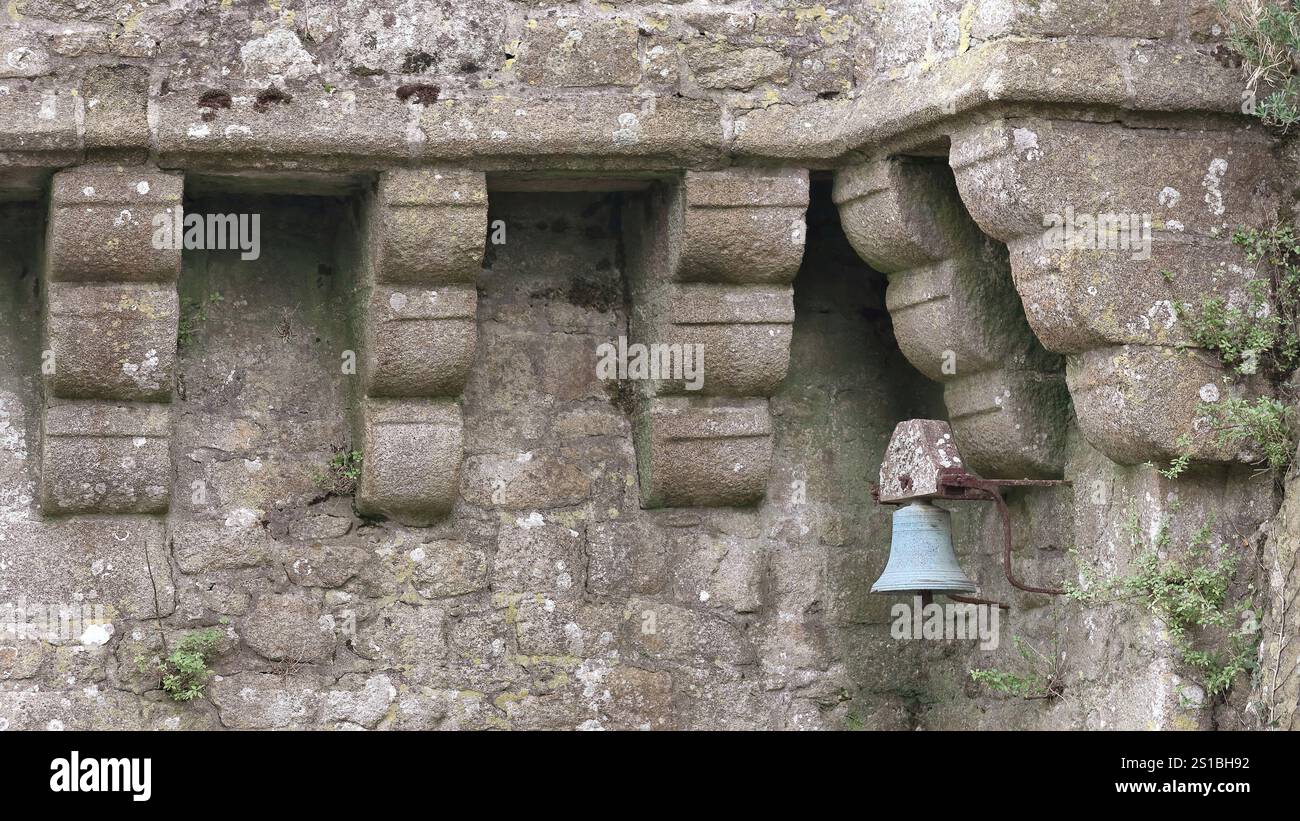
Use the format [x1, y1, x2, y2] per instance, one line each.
[39, 166, 182, 514]
[355, 168, 486, 524]
[626, 168, 807, 507]
[948, 117, 1280, 465]
[834, 157, 1070, 478]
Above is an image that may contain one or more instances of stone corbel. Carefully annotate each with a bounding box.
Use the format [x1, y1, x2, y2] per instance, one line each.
[355, 168, 486, 524]
[948, 118, 1280, 465]
[39, 166, 182, 514]
[626, 168, 808, 507]
[833, 157, 1070, 478]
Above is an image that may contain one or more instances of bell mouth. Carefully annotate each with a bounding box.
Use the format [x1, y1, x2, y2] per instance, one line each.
[870, 582, 979, 595]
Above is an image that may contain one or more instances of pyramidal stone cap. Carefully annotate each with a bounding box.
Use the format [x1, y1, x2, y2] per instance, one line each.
[876, 419, 967, 504]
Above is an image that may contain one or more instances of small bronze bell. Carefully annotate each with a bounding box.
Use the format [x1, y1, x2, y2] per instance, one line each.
[871, 500, 977, 594]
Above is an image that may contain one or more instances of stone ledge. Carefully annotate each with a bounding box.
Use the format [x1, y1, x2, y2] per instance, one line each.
[0, 39, 1246, 174]
[735, 38, 1248, 162]
[153, 90, 726, 171]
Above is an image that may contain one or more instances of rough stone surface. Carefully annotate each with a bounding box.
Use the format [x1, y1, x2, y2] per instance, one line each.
[949, 116, 1281, 465]
[45, 282, 177, 402]
[242, 594, 336, 664]
[835, 156, 1069, 477]
[39, 402, 173, 514]
[46, 167, 183, 282]
[356, 400, 464, 525]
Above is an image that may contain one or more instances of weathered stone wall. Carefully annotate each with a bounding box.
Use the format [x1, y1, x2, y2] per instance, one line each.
[1, 0, 1296, 730]
[0, 182, 948, 730]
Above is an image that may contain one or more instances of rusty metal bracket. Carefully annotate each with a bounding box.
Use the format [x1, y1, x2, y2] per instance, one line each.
[872, 467, 1071, 596]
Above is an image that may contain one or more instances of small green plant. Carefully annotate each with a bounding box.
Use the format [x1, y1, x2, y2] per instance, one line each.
[1153, 434, 1195, 479]
[158, 628, 223, 702]
[1221, 1, 1300, 130]
[315, 447, 363, 495]
[1203, 395, 1295, 471]
[1171, 225, 1300, 472]
[1178, 226, 1300, 379]
[1067, 511, 1260, 697]
[970, 637, 1065, 700]
[177, 291, 224, 351]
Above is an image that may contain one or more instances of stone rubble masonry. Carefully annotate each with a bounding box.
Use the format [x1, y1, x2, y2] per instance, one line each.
[833, 156, 1069, 478]
[39, 165, 182, 514]
[355, 168, 487, 524]
[949, 117, 1282, 465]
[626, 167, 806, 507]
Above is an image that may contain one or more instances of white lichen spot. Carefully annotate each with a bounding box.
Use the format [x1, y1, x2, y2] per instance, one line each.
[224, 507, 262, 529]
[613, 112, 641, 145]
[1202, 159, 1227, 216]
[38, 92, 57, 120]
[1157, 186, 1181, 207]
[1011, 127, 1041, 160]
[1199, 383, 1220, 403]
[80, 622, 113, 646]
[239, 28, 318, 82]
[516, 511, 546, 529]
